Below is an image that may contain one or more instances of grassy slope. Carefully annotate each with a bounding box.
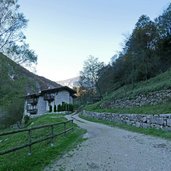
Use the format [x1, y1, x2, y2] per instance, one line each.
[85, 69, 171, 114]
[104, 69, 171, 100]
[0, 114, 85, 171]
[85, 102, 171, 114]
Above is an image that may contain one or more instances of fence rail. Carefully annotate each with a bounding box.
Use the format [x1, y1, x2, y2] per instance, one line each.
[0, 120, 73, 156]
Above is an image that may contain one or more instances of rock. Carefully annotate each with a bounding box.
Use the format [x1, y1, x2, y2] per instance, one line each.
[167, 119, 171, 127]
[136, 122, 141, 128]
[156, 118, 164, 125]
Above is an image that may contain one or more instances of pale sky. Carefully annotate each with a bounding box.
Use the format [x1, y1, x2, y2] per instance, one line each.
[19, 0, 170, 81]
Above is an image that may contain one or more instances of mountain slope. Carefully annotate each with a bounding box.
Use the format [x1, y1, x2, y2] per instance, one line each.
[57, 76, 79, 88]
[0, 53, 61, 128]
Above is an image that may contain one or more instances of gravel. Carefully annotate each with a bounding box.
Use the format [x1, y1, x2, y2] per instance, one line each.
[44, 114, 171, 171]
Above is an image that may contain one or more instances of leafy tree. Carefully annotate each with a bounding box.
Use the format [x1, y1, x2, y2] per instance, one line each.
[6, 43, 37, 65]
[79, 56, 104, 102]
[97, 64, 116, 95]
[155, 3, 171, 70]
[0, 0, 37, 65]
[128, 15, 158, 81]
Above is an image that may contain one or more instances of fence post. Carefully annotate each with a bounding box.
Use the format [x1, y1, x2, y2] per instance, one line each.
[64, 122, 66, 136]
[28, 129, 32, 156]
[51, 125, 54, 147]
[71, 120, 74, 131]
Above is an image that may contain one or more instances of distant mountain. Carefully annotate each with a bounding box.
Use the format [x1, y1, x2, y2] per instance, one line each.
[0, 52, 61, 128]
[57, 76, 80, 88]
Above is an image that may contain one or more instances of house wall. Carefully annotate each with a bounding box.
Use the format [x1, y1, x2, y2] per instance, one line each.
[37, 96, 47, 115]
[69, 95, 73, 104]
[45, 91, 73, 112]
[24, 90, 74, 115]
[55, 90, 71, 106]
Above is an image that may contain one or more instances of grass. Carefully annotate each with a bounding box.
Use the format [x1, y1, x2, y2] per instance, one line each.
[84, 69, 171, 115]
[84, 101, 171, 114]
[79, 114, 171, 140]
[104, 69, 171, 101]
[0, 114, 85, 171]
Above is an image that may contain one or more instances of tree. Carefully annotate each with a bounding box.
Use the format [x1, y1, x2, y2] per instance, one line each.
[0, 0, 37, 65]
[97, 64, 115, 95]
[79, 56, 104, 101]
[85, 3, 171, 98]
[155, 3, 171, 70]
[6, 43, 37, 65]
[125, 15, 158, 82]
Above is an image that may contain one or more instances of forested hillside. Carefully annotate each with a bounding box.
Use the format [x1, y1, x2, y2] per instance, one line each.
[97, 4, 171, 95]
[0, 53, 61, 128]
[78, 3, 171, 105]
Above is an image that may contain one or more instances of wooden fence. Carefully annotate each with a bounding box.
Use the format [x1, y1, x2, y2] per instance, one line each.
[0, 120, 73, 156]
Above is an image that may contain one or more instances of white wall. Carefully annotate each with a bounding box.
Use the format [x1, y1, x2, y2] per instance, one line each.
[24, 90, 74, 115]
[37, 96, 47, 115]
[55, 91, 70, 106]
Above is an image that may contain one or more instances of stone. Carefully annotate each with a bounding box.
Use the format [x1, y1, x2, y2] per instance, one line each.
[142, 117, 147, 123]
[156, 118, 164, 125]
[142, 123, 149, 128]
[135, 122, 141, 128]
[83, 111, 171, 131]
[167, 119, 171, 127]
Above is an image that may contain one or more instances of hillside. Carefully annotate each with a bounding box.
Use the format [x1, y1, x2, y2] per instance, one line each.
[0, 53, 61, 128]
[85, 69, 171, 114]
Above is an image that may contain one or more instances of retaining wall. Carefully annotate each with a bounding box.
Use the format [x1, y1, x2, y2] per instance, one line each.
[83, 110, 171, 131]
[101, 89, 171, 108]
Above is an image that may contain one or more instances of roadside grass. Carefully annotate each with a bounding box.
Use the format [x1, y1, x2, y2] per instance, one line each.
[85, 101, 171, 114]
[79, 114, 171, 140]
[0, 114, 85, 171]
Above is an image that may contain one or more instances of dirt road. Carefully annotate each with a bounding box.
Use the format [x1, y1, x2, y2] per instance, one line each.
[44, 114, 171, 171]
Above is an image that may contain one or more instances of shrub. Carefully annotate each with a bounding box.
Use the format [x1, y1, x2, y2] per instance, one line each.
[68, 104, 74, 112]
[0, 98, 24, 128]
[54, 105, 57, 112]
[57, 103, 74, 112]
[57, 104, 62, 112]
[49, 105, 52, 112]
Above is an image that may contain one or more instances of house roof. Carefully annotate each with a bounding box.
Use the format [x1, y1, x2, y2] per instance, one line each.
[25, 93, 39, 98]
[41, 86, 76, 94]
[25, 86, 76, 98]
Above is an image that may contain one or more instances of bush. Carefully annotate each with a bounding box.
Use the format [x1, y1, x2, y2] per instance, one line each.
[57, 104, 62, 112]
[0, 98, 24, 128]
[49, 105, 52, 112]
[57, 103, 74, 112]
[68, 104, 74, 112]
[54, 105, 57, 112]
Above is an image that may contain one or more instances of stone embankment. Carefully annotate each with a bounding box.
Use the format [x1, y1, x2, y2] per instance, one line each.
[101, 89, 171, 108]
[83, 110, 171, 131]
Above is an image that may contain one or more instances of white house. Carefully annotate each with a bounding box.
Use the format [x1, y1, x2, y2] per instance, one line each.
[24, 86, 76, 116]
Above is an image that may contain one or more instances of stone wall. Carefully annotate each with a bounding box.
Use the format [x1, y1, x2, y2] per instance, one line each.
[83, 110, 171, 131]
[101, 89, 171, 108]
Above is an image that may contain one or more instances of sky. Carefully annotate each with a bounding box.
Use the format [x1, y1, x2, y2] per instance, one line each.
[19, 0, 170, 81]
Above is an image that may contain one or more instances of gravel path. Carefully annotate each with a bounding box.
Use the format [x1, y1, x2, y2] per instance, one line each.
[44, 114, 171, 171]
